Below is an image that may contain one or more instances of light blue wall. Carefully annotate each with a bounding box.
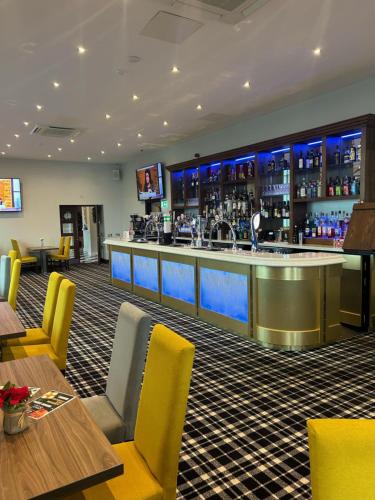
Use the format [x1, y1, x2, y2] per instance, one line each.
[121, 75, 375, 223]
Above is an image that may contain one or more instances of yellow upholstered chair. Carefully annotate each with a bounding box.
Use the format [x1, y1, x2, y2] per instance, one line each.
[11, 239, 38, 267]
[65, 324, 195, 500]
[2, 278, 76, 370]
[8, 249, 17, 272]
[48, 236, 65, 258]
[5, 272, 64, 347]
[8, 259, 21, 311]
[308, 419, 375, 500]
[49, 236, 71, 269]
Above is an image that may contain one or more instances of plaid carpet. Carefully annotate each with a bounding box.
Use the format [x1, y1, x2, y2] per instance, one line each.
[17, 264, 375, 499]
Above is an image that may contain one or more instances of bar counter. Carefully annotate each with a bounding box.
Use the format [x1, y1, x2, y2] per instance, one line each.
[105, 238, 353, 351]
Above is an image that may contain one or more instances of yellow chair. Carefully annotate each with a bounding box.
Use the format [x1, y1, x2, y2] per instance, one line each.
[65, 324, 195, 500]
[47, 236, 65, 258]
[49, 236, 71, 270]
[11, 239, 38, 267]
[5, 272, 64, 347]
[8, 249, 17, 272]
[8, 259, 21, 311]
[308, 419, 375, 500]
[2, 278, 76, 370]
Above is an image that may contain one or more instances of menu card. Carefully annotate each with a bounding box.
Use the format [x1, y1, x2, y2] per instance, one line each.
[27, 390, 75, 420]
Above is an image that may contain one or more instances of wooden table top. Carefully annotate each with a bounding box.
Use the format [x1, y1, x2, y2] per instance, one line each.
[28, 246, 58, 252]
[0, 356, 123, 500]
[0, 302, 26, 340]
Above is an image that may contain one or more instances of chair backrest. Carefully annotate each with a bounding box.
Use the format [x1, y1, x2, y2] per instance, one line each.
[0, 255, 11, 298]
[42, 272, 64, 335]
[58, 236, 65, 255]
[50, 279, 76, 368]
[63, 236, 71, 258]
[106, 302, 151, 440]
[134, 324, 195, 499]
[8, 259, 21, 310]
[8, 250, 17, 272]
[11, 239, 21, 259]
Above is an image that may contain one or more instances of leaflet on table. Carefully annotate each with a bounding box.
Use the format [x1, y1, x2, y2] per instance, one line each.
[27, 390, 75, 420]
[0, 386, 40, 397]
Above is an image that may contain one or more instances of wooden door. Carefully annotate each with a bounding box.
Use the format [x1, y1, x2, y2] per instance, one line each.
[59, 205, 80, 261]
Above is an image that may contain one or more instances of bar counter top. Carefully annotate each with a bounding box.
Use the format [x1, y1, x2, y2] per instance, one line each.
[104, 238, 345, 268]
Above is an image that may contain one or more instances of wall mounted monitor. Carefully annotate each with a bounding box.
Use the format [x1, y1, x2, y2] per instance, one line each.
[0, 178, 22, 212]
[136, 162, 164, 201]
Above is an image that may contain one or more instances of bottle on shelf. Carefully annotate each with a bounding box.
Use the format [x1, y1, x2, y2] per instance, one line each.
[303, 211, 352, 240]
[350, 143, 356, 161]
[298, 151, 304, 169]
[334, 145, 341, 165]
[335, 176, 342, 196]
[343, 146, 351, 164]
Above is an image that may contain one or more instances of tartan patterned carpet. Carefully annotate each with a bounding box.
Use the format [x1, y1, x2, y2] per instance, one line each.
[17, 264, 375, 499]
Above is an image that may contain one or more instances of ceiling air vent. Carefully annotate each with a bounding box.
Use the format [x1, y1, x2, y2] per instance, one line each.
[30, 125, 81, 138]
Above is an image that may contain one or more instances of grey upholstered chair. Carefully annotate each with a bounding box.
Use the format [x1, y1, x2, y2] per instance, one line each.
[0, 255, 11, 301]
[82, 301, 151, 444]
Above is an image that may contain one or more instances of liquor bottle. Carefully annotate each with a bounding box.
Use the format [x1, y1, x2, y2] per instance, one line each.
[335, 176, 342, 196]
[356, 143, 361, 162]
[321, 213, 328, 238]
[304, 214, 310, 237]
[313, 149, 320, 168]
[343, 146, 351, 164]
[306, 181, 312, 199]
[334, 145, 341, 165]
[300, 178, 307, 198]
[343, 176, 350, 196]
[350, 143, 356, 161]
[317, 179, 322, 198]
[317, 213, 322, 237]
[271, 156, 276, 172]
[306, 150, 312, 169]
[311, 215, 317, 238]
[328, 178, 334, 197]
[285, 201, 290, 218]
[298, 151, 304, 169]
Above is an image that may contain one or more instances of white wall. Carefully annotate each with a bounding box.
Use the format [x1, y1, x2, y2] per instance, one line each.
[121, 75, 375, 220]
[0, 159, 123, 257]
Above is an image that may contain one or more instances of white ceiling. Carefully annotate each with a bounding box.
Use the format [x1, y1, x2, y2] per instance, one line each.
[0, 0, 375, 164]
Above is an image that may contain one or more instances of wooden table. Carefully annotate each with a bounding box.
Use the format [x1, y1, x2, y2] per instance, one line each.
[0, 302, 26, 340]
[28, 246, 58, 274]
[0, 356, 123, 499]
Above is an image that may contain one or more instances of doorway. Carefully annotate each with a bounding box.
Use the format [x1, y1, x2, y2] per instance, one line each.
[59, 205, 104, 264]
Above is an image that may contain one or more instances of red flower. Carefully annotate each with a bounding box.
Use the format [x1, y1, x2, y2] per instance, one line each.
[0, 383, 30, 409]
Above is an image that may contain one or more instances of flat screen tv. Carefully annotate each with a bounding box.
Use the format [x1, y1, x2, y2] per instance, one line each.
[0, 178, 22, 212]
[136, 162, 164, 201]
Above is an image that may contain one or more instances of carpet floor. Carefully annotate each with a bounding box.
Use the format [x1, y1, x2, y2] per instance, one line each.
[17, 263, 375, 499]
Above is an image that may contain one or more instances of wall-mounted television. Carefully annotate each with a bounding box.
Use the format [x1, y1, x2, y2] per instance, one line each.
[0, 178, 22, 212]
[136, 163, 164, 201]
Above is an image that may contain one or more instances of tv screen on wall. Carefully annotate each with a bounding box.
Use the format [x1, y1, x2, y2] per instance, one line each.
[0, 178, 22, 212]
[136, 163, 164, 201]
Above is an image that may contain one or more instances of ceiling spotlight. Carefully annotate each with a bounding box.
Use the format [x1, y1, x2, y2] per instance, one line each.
[52, 81, 60, 88]
[196, 104, 202, 111]
[171, 66, 180, 74]
[6, 144, 11, 148]
[14, 134, 20, 138]
[132, 94, 139, 101]
[105, 113, 111, 120]
[36, 104, 43, 111]
[77, 46, 86, 55]
[137, 133, 142, 138]
[1, 152, 5, 155]
[47, 154, 52, 158]
[100, 150, 105, 155]
[23, 121, 29, 127]
[87, 156, 92, 161]
[313, 47, 321, 56]
[57, 147, 62, 151]
[243, 80, 251, 89]
[163, 120, 168, 126]
[70, 139, 75, 143]
[117, 142, 122, 148]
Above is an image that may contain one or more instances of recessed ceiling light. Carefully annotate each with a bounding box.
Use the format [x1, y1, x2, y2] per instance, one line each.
[163, 120, 168, 126]
[70, 139, 75, 143]
[6, 144, 11, 148]
[100, 150, 105, 155]
[14, 134, 20, 138]
[77, 46, 86, 55]
[23, 121, 29, 127]
[47, 154, 52, 158]
[1, 152, 5, 155]
[57, 147, 62, 151]
[105, 113, 111, 120]
[117, 142, 122, 148]
[137, 133, 142, 138]
[313, 47, 321, 56]
[87, 156, 92, 161]
[171, 66, 180, 74]
[52, 81, 60, 88]
[243, 80, 251, 89]
[196, 104, 202, 111]
[132, 94, 139, 101]
[36, 104, 43, 111]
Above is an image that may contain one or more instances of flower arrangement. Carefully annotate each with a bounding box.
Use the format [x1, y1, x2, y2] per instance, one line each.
[0, 382, 30, 412]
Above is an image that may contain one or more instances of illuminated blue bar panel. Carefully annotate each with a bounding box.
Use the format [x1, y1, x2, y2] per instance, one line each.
[133, 255, 159, 292]
[161, 260, 195, 305]
[200, 267, 249, 323]
[111, 251, 131, 283]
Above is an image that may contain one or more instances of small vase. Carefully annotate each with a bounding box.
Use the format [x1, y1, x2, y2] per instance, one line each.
[3, 408, 29, 435]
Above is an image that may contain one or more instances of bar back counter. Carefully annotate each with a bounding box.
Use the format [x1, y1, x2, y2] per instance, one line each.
[105, 239, 354, 351]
